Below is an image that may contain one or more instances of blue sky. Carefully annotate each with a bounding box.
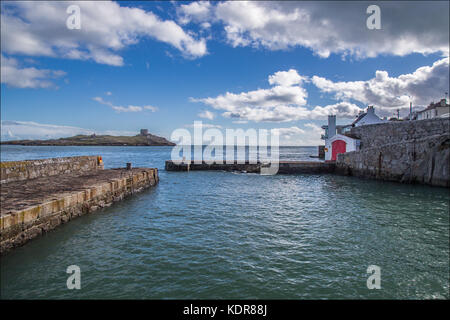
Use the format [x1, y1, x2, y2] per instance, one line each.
[1, 1, 449, 145]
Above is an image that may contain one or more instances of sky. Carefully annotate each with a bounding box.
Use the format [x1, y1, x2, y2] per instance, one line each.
[1, 1, 449, 146]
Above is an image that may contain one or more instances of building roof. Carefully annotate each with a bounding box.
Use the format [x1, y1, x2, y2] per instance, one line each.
[417, 99, 449, 113]
[351, 112, 366, 126]
[350, 106, 385, 127]
[327, 133, 359, 143]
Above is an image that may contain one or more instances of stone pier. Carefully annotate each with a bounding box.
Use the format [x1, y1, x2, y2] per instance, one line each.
[165, 160, 335, 174]
[0, 156, 158, 254]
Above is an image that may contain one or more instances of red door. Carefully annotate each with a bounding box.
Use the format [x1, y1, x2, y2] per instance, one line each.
[331, 140, 346, 161]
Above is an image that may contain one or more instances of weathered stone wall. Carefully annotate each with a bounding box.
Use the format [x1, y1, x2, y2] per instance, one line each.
[0, 168, 158, 253]
[349, 118, 449, 149]
[165, 160, 335, 174]
[166, 160, 262, 173]
[0, 156, 103, 184]
[337, 118, 450, 187]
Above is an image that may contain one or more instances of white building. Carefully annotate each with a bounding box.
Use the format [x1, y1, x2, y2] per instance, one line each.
[320, 106, 385, 161]
[416, 99, 450, 120]
[321, 106, 385, 138]
[351, 106, 386, 126]
[322, 115, 360, 161]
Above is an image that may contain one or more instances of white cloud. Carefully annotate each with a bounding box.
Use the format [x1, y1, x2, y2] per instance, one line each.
[198, 110, 215, 120]
[200, 22, 211, 30]
[273, 123, 323, 146]
[1, 54, 66, 88]
[273, 126, 305, 136]
[93, 96, 158, 113]
[192, 69, 362, 122]
[193, 57, 449, 122]
[185, 122, 222, 129]
[232, 120, 248, 124]
[0, 120, 136, 140]
[180, 122, 322, 146]
[217, 102, 362, 122]
[105, 91, 112, 96]
[143, 106, 158, 112]
[299, 123, 324, 146]
[268, 69, 307, 87]
[312, 57, 450, 114]
[213, 1, 449, 59]
[1, 1, 207, 66]
[177, 1, 212, 25]
[307, 102, 363, 119]
[191, 69, 309, 121]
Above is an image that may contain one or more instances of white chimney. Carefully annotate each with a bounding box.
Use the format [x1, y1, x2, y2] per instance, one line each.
[328, 115, 336, 139]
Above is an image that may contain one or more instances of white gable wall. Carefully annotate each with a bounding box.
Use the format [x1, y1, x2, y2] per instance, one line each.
[325, 134, 359, 161]
[355, 111, 385, 126]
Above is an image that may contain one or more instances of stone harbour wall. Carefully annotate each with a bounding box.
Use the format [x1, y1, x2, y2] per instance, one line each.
[0, 156, 103, 184]
[0, 168, 158, 254]
[349, 118, 449, 149]
[337, 118, 450, 187]
[166, 160, 262, 173]
[165, 160, 335, 174]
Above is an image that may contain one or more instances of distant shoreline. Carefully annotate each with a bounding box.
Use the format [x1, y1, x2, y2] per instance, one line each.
[1, 133, 176, 146]
[1, 144, 320, 147]
[1, 143, 175, 146]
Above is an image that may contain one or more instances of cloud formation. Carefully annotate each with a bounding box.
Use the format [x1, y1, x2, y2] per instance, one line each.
[93, 96, 158, 113]
[192, 69, 362, 122]
[185, 122, 222, 129]
[177, 1, 212, 25]
[198, 110, 215, 120]
[273, 123, 323, 146]
[312, 57, 450, 114]
[1, 54, 66, 88]
[213, 1, 449, 58]
[268, 69, 307, 87]
[1, 1, 207, 66]
[1, 120, 136, 140]
[193, 57, 449, 122]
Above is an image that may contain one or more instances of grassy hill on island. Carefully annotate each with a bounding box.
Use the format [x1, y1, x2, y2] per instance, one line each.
[1, 133, 175, 146]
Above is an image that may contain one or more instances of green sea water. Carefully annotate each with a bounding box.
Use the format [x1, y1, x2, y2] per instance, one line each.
[1, 145, 448, 299]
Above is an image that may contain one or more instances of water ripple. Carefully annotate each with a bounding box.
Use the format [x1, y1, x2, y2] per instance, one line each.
[1, 146, 449, 299]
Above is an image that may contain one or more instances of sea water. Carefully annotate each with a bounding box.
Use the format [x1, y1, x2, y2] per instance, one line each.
[0, 145, 448, 299]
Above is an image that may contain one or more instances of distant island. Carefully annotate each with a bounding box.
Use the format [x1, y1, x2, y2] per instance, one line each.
[1, 129, 175, 146]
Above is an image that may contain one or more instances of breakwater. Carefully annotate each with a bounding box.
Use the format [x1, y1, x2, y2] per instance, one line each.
[0, 155, 103, 184]
[165, 160, 335, 174]
[0, 156, 158, 254]
[336, 118, 450, 187]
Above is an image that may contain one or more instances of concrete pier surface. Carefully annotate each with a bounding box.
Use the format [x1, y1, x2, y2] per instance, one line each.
[0, 156, 158, 254]
[165, 160, 335, 174]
